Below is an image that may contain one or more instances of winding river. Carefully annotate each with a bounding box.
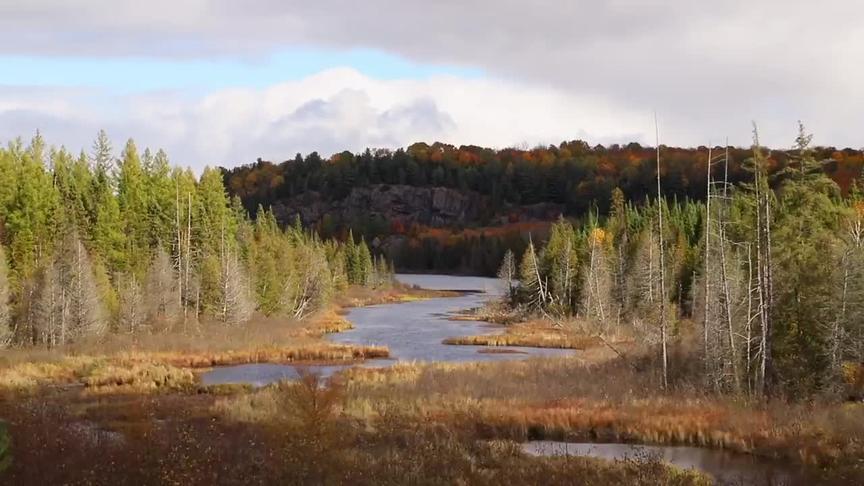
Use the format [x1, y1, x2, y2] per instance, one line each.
[202, 274, 572, 386]
[201, 274, 820, 485]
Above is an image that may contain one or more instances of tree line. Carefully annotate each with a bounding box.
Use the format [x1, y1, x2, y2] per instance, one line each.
[0, 131, 391, 348]
[500, 124, 864, 398]
[224, 139, 864, 220]
[223, 136, 863, 275]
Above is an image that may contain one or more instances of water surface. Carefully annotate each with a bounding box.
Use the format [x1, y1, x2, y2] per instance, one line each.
[523, 441, 817, 485]
[202, 274, 572, 386]
[330, 274, 573, 363]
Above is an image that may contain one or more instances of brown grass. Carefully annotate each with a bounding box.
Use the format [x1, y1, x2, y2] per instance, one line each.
[2, 349, 858, 483]
[443, 320, 608, 350]
[297, 357, 863, 469]
[0, 296, 392, 392]
[334, 284, 459, 308]
[0, 356, 198, 393]
[0, 385, 711, 485]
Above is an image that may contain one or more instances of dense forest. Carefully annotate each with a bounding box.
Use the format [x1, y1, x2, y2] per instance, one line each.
[496, 126, 864, 397]
[0, 131, 390, 349]
[223, 138, 864, 274]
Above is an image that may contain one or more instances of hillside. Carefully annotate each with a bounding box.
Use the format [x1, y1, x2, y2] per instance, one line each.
[224, 140, 864, 274]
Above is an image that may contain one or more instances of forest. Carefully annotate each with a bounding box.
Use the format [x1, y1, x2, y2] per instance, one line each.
[0, 126, 863, 484]
[494, 125, 864, 398]
[223, 137, 864, 275]
[0, 130, 390, 349]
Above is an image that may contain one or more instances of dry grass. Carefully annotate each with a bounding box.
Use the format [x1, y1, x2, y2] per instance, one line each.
[0, 356, 197, 392]
[443, 320, 607, 350]
[243, 356, 864, 469]
[0, 296, 391, 392]
[334, 284, 458, 308]
[0, 343, 388, 392]
[134, 343, 389, 368]
[0, 386, 712, 486]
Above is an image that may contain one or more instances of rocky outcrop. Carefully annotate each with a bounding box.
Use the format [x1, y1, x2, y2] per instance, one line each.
[271, 184, 565, 230]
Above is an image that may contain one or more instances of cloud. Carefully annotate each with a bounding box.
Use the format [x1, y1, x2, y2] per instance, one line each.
[0, 1, 861, 151]
[0, 68, 647, 170]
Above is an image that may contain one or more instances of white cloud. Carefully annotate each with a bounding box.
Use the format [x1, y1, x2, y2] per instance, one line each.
[0, 68, 651, 170]
[0, 1, 861, 151]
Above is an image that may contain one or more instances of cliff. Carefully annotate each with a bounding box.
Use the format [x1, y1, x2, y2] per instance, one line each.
[271, 184, 564, 230]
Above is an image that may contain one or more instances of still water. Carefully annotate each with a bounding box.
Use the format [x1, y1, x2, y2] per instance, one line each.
[523, 441, 820, 485]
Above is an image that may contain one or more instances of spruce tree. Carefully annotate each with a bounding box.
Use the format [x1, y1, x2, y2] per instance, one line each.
[118, 139, 150, 275]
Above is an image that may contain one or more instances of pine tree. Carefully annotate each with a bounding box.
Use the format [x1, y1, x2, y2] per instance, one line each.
[118, 138, 150, 275]
[772, 123, 844, 392]
[91, 133, 125, 275]
[357, 238, 373, 286]
[145, 149, 177, 250]
[197, 167, 235, 313]
[345, 230, 359, 284]
[6, 133, 58, 285]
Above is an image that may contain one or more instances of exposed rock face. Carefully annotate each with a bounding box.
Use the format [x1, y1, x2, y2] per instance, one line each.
[271, 184, 565, 229]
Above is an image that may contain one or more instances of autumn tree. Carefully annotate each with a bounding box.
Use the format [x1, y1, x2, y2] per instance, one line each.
[581, 226, 614, 326]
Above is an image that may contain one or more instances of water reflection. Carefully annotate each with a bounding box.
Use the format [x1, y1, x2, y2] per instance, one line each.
[523, 441, 816, 485]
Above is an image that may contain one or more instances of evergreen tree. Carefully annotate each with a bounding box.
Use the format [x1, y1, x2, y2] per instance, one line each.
[541, 218, 579, 314]
[6, 133, 58, 285]
[117, 139, 150, 275]
[772, 124, 844, 392]
[91, 134, 125, 275]
[356, 238, 373, 286]
[145, 149, 177, 250]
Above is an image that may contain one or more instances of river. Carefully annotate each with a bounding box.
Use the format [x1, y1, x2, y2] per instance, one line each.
[201, 274, 572, 386]
[200, 274, 820, 484]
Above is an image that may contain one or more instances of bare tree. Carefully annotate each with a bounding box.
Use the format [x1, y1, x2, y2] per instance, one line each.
[117, 273, 145, 334]
[0, 246, 11, 348]
[748, 125, 776, 397]
[33, 262, 62, 347]
[699, 143, 747, 392]
[34, 233, 107, 346]
[145, 246, 181, 328]
[519, 238, 550, 310]
[219, 247, 254, 326]
[283, 245, 331, 319]
[581, 227, 614, 327]
[497, 249, 517, 303]
[655, 115, 669, 390]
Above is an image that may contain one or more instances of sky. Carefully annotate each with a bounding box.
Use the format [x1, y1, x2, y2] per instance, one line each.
[0, 0, 862, 170]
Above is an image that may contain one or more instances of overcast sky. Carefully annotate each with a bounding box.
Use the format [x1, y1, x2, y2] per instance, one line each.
[0, 1, 861, 170]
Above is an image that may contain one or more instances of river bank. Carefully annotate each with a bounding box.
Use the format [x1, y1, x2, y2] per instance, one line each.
[1, 275, 862, 484]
